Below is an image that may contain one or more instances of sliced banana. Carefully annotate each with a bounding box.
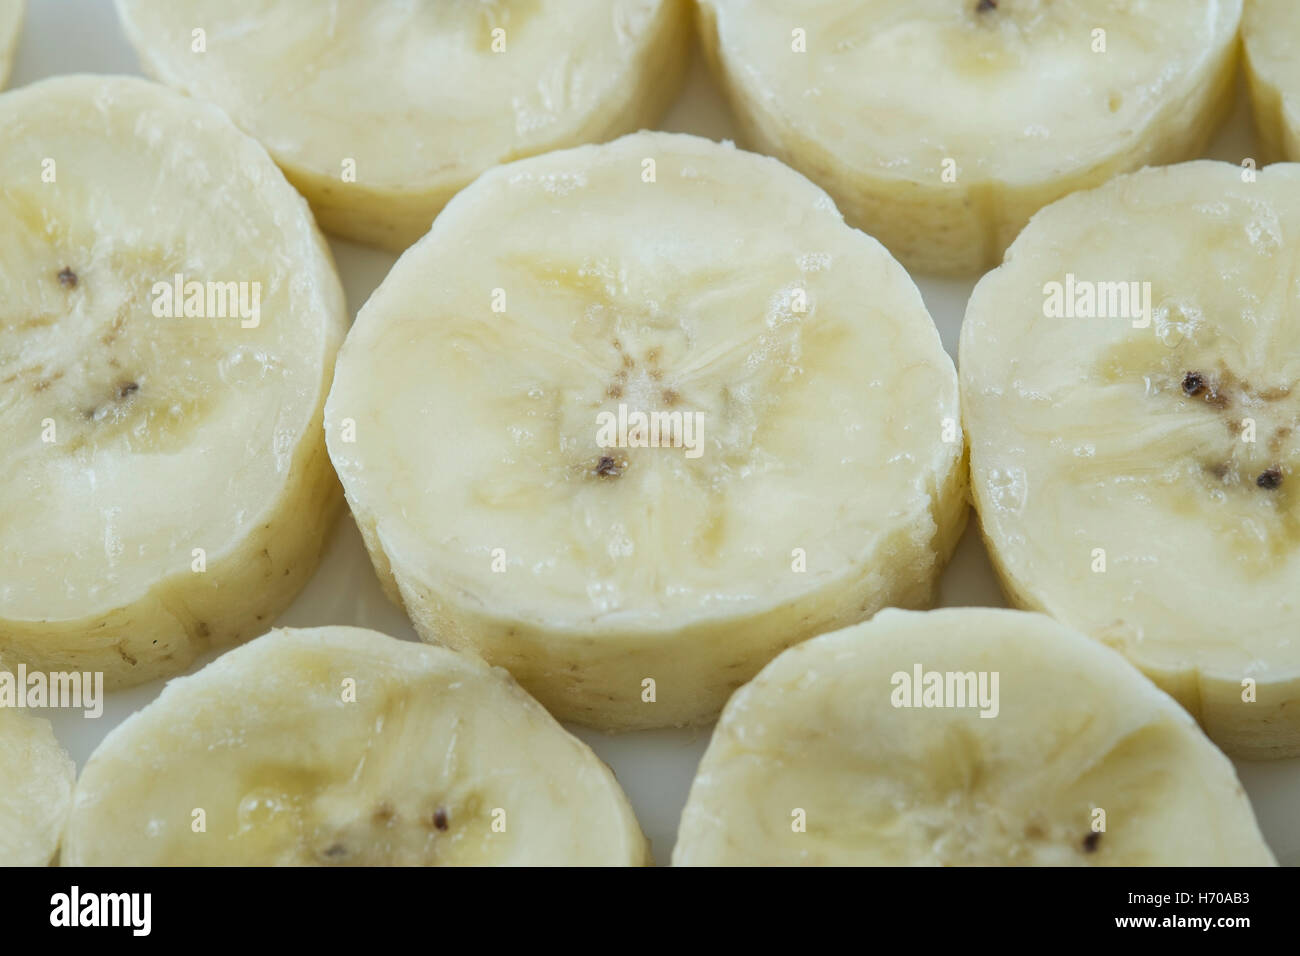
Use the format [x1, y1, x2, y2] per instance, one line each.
[0, 0, 20, 89]
[62, 626, 648, 866]
[0, 706, 75, 867]
[961, 160, 1300, 759]
[1244, 0, 1300, 161]
[325, 131, 967, 731]
[0, 75, 346, 688]
[115, 0, 691, 251]
[674, 608, 1276, 866]
[696, 0, 1241, 276]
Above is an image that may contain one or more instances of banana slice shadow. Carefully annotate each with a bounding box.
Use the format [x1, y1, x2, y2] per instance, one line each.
[1244, 0, 1300, 162]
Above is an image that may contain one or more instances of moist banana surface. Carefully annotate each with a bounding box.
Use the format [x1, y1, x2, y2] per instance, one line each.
[116, 0, 692, 250]
[962, 161, 1300, 758]
[0, 75, 347, 687]
[62, 627, 649, 866]
[325, 130, 968, 731]
[697, 0, 1241, 275]
[675, 608, 1276, 866]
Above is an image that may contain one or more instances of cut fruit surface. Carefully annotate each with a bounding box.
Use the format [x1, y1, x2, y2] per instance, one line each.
[62, 626, 648, 866]
[674, 608, 1275, 866]
[325, 131, 967, 730]
[116, 0, 691, 250]
[696, 0, 1241, 275]
[0, 75, 346, 687]
[961, 160, 1300, 758]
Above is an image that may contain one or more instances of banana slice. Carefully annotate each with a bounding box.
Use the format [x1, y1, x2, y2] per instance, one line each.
[0, 706, 75, 867]
[674, 608, 1276, 866]
[0, 0, 20, 89]
[0, 75, 346, 688]
[61, 626, 649, 866]
[115, 0, 691, 251]
[696, 0, 1241, 276]
[961, 160, 1300, 759]
[325, 131, 967, 731]
[1244, 0, 1300, 161]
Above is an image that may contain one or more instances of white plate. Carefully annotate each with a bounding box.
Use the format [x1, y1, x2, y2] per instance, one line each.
[11, 0, 1297, 866]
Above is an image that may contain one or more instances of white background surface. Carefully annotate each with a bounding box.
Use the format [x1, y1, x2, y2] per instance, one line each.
[11, 0, 1297, 866]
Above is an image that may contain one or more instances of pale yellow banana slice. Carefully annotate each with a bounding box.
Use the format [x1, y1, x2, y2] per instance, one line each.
[62, 626, 649, 866]
[0, 75, 346, 688]
[1244, 0, 1300, 161]
[0, 0, 21, 89]
[115, 0, 691, 251]
[961, 160, 1300, 759]
[696, 0, 1241, 276]
[0, 706, 74, 867]
[325, 131, 967, 731]
[674, 608, 1276, 866]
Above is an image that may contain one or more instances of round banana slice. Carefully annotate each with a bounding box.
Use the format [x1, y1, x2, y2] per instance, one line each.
[961, 160, 1300, 759]
[0, 0, 21, 89]
[696, 0, 1241, 276]
[674, 608, 1276, 866]
[0, 707, 75, 866]
[325, 131, 967, 731]
[1244, 0, 1300, 161]
[115, 0, 691, 251]
[62, 626, 649, 866]
[0, 75, 346, 688]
